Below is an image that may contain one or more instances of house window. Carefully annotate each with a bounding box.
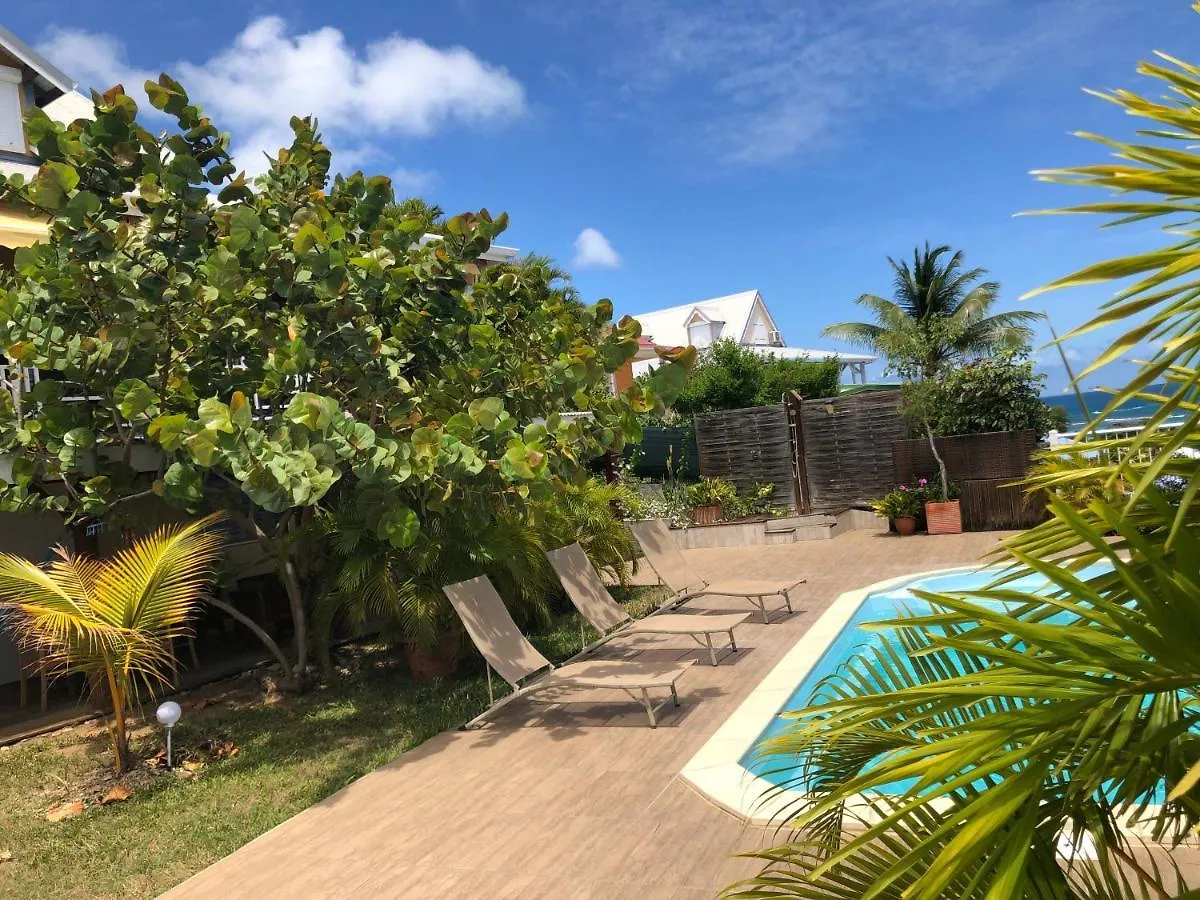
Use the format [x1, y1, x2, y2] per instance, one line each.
[0, 66, 26, 154]
[688, 321, 721, 347]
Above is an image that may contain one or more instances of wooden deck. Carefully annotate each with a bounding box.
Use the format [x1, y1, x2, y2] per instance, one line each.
[163, 530, 1019, 899]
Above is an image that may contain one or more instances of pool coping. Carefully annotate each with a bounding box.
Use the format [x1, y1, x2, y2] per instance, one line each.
[679, 565, 981, 825]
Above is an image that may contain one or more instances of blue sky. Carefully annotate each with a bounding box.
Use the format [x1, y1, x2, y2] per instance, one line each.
[6, 1, 1191, 390]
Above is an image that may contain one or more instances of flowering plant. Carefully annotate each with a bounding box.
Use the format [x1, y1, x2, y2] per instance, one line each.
[871, 488, 922, 520]
[906, 475, 959, 503]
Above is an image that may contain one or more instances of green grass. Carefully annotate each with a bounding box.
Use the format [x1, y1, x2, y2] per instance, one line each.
[0, 586, 671, 899]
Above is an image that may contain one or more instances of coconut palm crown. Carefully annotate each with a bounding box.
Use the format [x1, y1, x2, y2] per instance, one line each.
[823, 243, 1041, 378]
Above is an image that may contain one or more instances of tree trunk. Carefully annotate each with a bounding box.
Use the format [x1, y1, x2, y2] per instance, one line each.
[103, 663, 131, 774]
[279, 556, 309, 686]
[208, 590, 294, 682]
[228, 509, 309, 690]
[924, 419, 950, 501]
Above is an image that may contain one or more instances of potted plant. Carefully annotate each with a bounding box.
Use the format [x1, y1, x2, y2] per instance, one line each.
[871, 487, 922, 535]
[686, 477, 738, 526]
[922, 478, 963, 535]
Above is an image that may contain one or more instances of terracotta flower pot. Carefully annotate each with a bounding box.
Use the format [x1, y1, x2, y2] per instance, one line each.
[893, 516, 917, 536]
[925, 500, 963, 535]
[691, 504, 722, 526]
[403, 632, 462, 679]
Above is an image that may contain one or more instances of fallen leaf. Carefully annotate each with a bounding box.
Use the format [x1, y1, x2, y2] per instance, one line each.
[46, 800, 84, 822]
[0, 849, 13, 863]
[100, 785, 131, 805]
[181, 760, 203, 773]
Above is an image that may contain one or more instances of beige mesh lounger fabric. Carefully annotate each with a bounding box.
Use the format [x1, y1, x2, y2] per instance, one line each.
[546, 543, 748, 666]
[627, 519, 805, 624]
[443, 575, 691, 728]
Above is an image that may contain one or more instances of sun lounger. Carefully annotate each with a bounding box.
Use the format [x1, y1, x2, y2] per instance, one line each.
[546, 543, 748, 666]
[627, 519, 805, 624]
[443, 575, 691, 728]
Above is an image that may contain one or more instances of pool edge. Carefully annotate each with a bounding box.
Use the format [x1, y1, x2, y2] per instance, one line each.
[679, 565, 979, 824]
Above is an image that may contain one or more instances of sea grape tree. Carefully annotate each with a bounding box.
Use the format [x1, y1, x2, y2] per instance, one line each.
[0, 76, 691, 684]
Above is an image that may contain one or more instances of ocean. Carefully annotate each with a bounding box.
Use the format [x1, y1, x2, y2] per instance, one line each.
[1042, 386, 1172, 430]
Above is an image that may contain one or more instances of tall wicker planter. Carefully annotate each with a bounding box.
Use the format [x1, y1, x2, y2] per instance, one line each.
[404, 633, 462, 679]
[691, 504, 722, 526]
[925, 500, 963, 535]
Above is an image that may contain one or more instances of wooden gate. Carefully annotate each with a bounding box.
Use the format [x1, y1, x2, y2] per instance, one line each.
[789, 389, 906, 512]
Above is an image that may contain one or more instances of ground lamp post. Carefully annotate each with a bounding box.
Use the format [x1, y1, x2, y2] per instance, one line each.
[156, 701, 182, 769]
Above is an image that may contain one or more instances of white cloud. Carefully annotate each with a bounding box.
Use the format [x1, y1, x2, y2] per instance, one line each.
[38, 27, 156, 97]
[542, 0, 1127, 165]
[390, 168, 437, 194]
[38, 18, 525, 178]
[572, 228, 621, 269]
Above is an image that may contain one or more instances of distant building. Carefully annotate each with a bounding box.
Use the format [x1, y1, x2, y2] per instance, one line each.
[0, 24, 93, 258]
[630, 289, 875, 384]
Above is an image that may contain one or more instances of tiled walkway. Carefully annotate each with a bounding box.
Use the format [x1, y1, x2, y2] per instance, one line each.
[164, 531, 1012, 899]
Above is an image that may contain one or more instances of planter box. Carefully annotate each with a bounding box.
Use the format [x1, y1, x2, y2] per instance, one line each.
[925, 500, 963, 535]
[691, 504, 723, 526]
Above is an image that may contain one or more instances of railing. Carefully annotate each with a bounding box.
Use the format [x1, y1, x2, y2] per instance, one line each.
[1047, 419, 1186, 464]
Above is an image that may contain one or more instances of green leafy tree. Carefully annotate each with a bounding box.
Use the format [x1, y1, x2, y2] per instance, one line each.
[924, 352, 1062, 437]
[727, 26, 1200, 900]
[0, 77, 692, 687]
[757, 356, 841, 405]
[673, 340, 840, 416]
[823, 243, 1041, 379]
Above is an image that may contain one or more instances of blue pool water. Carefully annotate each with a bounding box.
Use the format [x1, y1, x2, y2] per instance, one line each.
[741, 565, 1109, 794]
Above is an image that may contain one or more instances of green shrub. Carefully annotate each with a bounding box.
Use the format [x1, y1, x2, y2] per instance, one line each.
[672, 340, 841, 415]
[723, 483, 784, 519]
[923, 353, 1061, 437]
[686, 477, 738, 508]
[871, 488, 922, 520]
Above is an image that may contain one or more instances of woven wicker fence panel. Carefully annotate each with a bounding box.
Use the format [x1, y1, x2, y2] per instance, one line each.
[960, 478, 1047, 531]
[892, 429, 1038, 484]
[693, 404, 796, 509]
[799, 391, 906, 510]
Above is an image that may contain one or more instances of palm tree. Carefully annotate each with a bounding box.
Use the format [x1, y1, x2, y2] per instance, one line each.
[823, 243, 1041, 378]
[389, 197, 446, 234]
[727, 34, 1200, 900]
[0, 516, 224, 772]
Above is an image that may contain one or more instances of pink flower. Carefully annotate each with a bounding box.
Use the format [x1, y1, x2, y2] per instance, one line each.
[919, 478, 928, 486]
[899, 484, 908, 491]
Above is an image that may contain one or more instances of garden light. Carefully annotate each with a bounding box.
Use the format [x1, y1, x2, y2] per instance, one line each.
[156, 701, 182, 769]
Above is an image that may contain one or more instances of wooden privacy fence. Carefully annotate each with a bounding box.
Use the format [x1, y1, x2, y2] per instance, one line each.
[892, 429, 1045, 531]
[693, 405, 796, 509]
[791, 389, 906, 512]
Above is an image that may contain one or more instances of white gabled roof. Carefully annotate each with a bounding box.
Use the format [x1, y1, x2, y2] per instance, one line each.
[43, 90, 95, 125]
[630, 290, 769, 348]
[0, 23, 75, 98]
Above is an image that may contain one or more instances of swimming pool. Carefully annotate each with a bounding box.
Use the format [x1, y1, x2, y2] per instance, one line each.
[679, 564, 1115, 823]
[740, 565, 1102, 791]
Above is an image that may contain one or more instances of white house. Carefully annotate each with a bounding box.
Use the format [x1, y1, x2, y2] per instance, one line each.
[630, 290, 875, 384]
[0, 23, 93, 253]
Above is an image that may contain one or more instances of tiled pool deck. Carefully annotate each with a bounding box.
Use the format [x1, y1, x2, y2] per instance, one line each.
[164, 530, 1193, 899]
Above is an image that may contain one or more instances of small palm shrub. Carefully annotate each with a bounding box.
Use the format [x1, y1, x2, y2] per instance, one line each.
[314, 478, 641, 669]
[0, 516, 223, 772]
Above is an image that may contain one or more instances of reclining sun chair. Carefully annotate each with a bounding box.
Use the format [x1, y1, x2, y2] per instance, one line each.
[546, 543, 748, 666]
[443, 575, 692, 728]
[627, 519, 805, 624]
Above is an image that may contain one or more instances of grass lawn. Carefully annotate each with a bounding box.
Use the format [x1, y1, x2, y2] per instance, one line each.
[0, 587, 667, 899]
